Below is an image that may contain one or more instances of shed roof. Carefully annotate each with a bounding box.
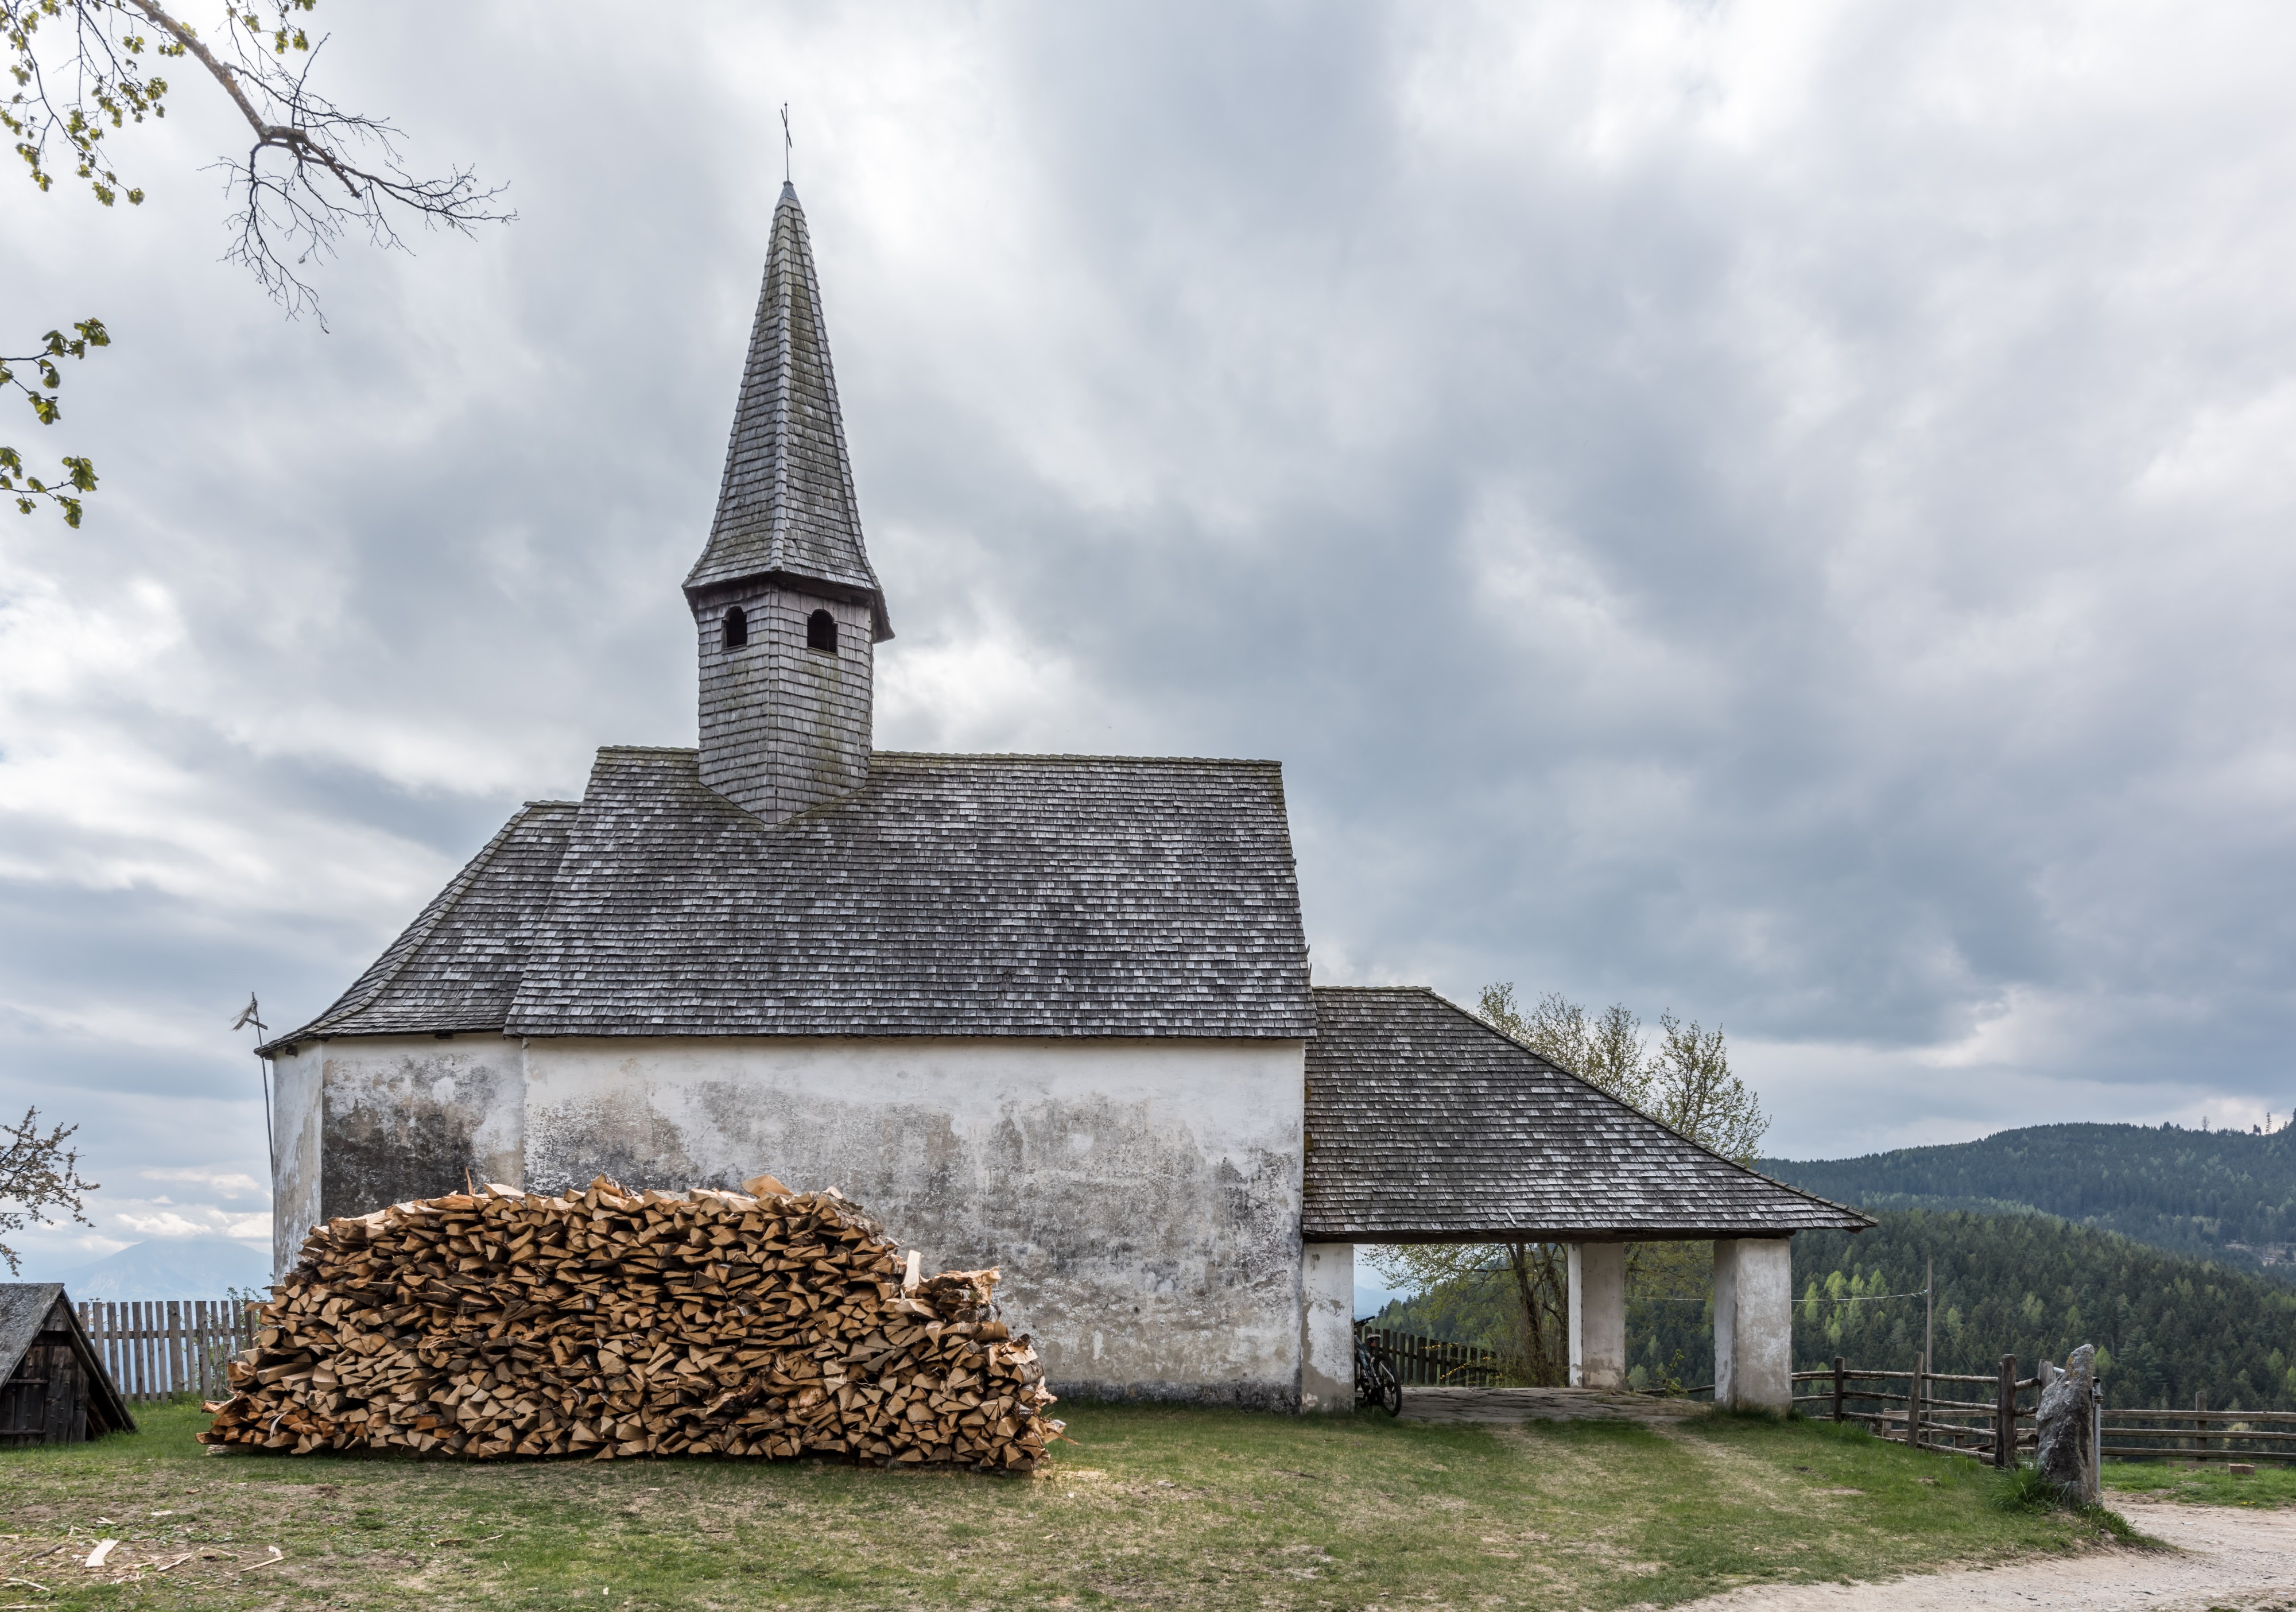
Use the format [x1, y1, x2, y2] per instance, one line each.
[0, 1283, 62, 1377]
[273, 745, 1315, 1046]
[1302, 987, 1870, 1241]
[0, 1284, 134, 1435]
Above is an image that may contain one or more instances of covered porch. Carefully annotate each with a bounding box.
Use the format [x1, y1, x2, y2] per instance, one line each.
[1298, 987, 1871, 1410]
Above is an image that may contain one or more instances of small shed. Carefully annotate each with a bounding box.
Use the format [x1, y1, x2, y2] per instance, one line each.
[0, 1284, 135, 1445]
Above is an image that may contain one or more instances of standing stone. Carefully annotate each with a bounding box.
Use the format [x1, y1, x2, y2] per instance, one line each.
[2035, 1343, 2099, 1502]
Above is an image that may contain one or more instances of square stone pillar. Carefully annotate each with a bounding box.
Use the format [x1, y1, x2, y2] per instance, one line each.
[1713, 1238, 1793, 1411]
[1300, 1242, 1356, 1412]
[1567, 1242, 1627, 1389]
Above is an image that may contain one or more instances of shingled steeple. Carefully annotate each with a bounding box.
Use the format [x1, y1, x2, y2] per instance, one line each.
[687, 184, 889, 825]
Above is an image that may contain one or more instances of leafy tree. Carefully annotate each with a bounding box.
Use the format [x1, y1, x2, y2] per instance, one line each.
[1, 317, 106, 524]
[3, 0, 511, 521]
[0, 1107, 99, 1275]
[1364, 985, 1769, 1385]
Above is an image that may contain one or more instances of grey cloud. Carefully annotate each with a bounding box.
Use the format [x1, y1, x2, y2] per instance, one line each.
[4, 0, 2294, 1266]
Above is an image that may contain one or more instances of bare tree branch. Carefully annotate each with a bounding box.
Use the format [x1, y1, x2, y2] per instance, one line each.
[2, 1, 509, 524]
[4, 1, 513, 322]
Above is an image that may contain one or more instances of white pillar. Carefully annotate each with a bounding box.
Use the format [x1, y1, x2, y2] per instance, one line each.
[1300, 1242, 1356, 1411]
[1713, 1238, 1793, 1412]
[1567, 1243, 1628, 1389]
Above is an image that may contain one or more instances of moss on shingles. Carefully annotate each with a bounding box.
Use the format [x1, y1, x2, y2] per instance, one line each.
[0, 1400, 2122, 1610]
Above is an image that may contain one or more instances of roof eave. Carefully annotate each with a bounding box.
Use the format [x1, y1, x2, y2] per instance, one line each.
[681, 567, 893, 642]
[1300, 1219, 1872, 1243]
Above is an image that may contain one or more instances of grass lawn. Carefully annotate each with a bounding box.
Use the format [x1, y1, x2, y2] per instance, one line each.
[2104, 1458, 2296, 1510]
[1, 1399, 2128, 1610]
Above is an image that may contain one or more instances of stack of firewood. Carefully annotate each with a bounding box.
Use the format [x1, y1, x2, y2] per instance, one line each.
[200, 1175, 1061, 1470]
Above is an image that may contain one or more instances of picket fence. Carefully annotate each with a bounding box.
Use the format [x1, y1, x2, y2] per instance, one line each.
[74, 1300, 257, 1405]
[1356, 1325, 1506, 1388]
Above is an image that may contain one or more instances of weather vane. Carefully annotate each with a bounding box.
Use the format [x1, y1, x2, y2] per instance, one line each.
[781, 103, 792, 184]
[228, 990, 278, 1178]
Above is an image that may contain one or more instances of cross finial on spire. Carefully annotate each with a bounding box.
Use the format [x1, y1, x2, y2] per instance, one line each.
[780, 103, 792, 184]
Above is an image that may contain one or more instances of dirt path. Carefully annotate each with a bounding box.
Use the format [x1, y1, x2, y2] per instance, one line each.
[1399, 1386, 1705, 1427]
[1675, 1499, 2296, 1611]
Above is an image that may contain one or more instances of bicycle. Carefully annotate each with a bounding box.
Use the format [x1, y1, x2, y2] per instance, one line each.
[1355, 1332, 1402, 1416]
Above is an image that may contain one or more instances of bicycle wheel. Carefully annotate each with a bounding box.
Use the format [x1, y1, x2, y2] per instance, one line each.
[1377, 1356, 1402, 1416]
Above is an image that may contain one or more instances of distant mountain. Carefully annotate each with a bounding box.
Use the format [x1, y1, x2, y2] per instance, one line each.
[1762, 1122, 2296, 1277]
[44, 1237, 272, 1301]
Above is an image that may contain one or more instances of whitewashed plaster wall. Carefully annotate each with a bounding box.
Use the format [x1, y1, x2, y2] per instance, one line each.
[267, 1043, 325, 1275]
[278, 1033, 1312, 1405]
[520, 1035, 1308, 1407]
[1299, 1242, 1355, 1410]
[269, 1034, 528, 1275]
[1714, 1237, 1794, 1412]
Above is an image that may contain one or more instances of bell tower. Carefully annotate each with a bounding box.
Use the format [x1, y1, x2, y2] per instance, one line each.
[686, 183, 892, 824]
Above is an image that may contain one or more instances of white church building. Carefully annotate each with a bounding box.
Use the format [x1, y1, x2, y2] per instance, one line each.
[261, 184, 1862, 1412]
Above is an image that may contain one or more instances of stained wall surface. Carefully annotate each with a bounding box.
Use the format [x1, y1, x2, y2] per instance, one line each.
[274, 1035, 527, 1273]
[289, 1033, 1309, 1404]
[1299, 1242, 1355, 1410]
[269, 1044, 325, 1276]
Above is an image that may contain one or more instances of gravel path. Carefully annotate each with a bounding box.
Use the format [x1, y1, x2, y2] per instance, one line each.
[1675, 1499, 2296, 1611]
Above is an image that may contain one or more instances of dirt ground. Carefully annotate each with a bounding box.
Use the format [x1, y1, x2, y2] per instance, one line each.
[1675, 1497, 2296, 1611]
[1400, 1386, 1708, 1428]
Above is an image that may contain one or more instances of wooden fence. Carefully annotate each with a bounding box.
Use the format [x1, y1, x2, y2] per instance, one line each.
[1356, 1325, 1505, 1388]
[1791, 1355, 2294, 1467]
[74, 1300, 256, 1405]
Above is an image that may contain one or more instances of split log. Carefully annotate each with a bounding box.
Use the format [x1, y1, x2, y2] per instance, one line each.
[199, 1177, 1061, 1471]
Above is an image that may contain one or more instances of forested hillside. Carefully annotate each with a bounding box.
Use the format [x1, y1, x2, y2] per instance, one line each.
[1369, 1208, 2296, 1411]
[1762, 1122, 2296, 1274]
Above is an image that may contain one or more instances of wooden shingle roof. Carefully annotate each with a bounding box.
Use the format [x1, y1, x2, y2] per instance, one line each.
[276, 746, 1314, 1045]
[271, 801, 578, 1045]
[1303, 987, 1870, 1241]
[0, 1284, 134, 1436]
[685, 181, 889, 640]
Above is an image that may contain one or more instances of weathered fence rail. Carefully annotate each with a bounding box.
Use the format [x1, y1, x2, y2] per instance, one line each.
[73, 1300, 255, 1405]
[1356, 1326, 1505, 1388]
[1792, 1355, 2291, 1467]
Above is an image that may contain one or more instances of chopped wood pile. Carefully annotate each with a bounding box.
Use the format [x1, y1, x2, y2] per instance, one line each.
[200, 1175, 1061, 1469]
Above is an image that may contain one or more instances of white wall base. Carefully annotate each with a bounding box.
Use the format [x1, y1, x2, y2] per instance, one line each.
[1300, 1242, 1355, 1410]
[1714, 1238, 1793, 1411]
[1568, 1243, 1628, 1389]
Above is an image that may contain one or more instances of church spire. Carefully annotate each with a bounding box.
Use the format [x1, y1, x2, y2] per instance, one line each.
[686, 181, 891, 642]
[687, 184, 885, 826]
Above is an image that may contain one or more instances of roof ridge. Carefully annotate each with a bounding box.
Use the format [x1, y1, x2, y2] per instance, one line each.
[1422, 989, 1876, 1229]
[871, 751, 1282, 768]
[583, 747, 1285, 769]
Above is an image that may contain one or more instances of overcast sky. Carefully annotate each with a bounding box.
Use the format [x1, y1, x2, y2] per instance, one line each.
[6, 1, 2295, 1270]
